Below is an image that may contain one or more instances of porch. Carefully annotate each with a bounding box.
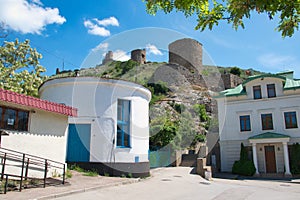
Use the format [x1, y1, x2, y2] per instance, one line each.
[249, 132, 291, 177]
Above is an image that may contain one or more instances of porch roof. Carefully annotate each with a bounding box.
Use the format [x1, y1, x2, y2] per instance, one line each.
[249, 132, 290, 140]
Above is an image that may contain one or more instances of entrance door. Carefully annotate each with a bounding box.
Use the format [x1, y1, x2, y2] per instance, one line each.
[265, 146, 276, 173]
[66, 124, 91, 162]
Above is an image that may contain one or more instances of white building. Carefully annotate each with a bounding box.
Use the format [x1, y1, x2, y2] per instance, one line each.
[0, 88, 77, 178]
[216, 71, 300, 176]
[39, 77, 151, 177]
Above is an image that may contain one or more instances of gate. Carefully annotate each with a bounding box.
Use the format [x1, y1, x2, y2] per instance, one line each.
[149, 147, 171, 168]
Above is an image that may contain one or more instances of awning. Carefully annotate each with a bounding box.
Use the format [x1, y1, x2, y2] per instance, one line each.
[249, 132, 290, 144]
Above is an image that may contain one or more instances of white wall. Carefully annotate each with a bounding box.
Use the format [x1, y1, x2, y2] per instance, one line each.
[39, 77, 151, 164]
[217, 76, 300, 172]
[1, 109, 68, 178]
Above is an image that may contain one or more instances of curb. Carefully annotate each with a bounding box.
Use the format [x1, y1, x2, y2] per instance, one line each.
[35, 179, 141, 200]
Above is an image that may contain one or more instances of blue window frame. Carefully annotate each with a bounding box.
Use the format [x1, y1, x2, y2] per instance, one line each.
[284, 111, 298, 129]
[117, 99, 131, 148]
[240, 115, 251, 132]
[261, 113, 273, 130]
[253, 85, 262, 99]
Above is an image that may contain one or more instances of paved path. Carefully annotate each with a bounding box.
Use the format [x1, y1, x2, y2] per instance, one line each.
[56, 167, 300, 200]
[1, 170, 138, 200]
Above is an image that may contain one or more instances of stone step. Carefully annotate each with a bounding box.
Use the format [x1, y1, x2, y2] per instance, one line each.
[180, 154, 198, 167]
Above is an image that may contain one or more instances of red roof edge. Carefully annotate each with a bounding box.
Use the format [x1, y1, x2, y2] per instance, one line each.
[0, 88, 77, 117]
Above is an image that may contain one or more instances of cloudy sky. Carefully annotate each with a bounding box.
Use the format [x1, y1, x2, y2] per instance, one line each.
[0, 0, 299, 77]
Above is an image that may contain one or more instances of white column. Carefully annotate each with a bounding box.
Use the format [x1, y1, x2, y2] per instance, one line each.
[252, 143, 259, 175]
[283, 142, 291, 175]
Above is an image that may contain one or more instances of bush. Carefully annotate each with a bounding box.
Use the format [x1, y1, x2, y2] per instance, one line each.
[291, 143, 300, 174]
[232, 160, 256, 176]
[232, 143, 256, 176]
[230, 67, 241, 76]
[193, 104, 208, 122]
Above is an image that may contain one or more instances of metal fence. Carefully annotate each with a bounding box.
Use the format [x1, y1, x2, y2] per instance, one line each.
[149, 147, 171, 168]
[0, 147, 65, 194]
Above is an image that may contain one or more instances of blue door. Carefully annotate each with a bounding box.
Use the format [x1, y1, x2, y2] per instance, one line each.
[66, 124, 91, 162]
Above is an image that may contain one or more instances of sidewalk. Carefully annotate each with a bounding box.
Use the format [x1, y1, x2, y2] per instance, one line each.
[1, 170, 141, 200]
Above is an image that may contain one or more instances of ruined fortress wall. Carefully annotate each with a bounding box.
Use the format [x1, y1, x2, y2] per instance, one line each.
[169, 38, 203, 72]
[131, 49, 146, 64]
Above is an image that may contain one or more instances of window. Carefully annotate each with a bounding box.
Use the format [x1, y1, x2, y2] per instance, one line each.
[267, 84, 276, 98]
[253, 85, 262, 99]
[261, 114, 273, 130]
[240, 115, 251, 132]
[0, 106, 29, 131]
[284, 111, 298, 129]
[117, 100, 131, 148]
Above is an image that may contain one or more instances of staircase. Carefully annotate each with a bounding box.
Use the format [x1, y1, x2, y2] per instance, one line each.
[180, 154, 198, 167]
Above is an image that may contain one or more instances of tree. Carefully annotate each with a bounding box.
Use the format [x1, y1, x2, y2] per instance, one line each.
[0, 39, 47, 97]
[144, 0, 300, 37]
[230, 67, 241, 76]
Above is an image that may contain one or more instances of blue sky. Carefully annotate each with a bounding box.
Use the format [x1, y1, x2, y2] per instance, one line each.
[1, 0, 300, 77]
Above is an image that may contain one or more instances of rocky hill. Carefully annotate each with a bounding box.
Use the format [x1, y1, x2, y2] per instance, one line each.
[50, 60, 264, 150]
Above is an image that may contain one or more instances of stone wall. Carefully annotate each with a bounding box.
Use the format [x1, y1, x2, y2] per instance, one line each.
[221, 73, 243, 89]
[169, 38, 203, 72]
[131, 49, 146, 64]
[102, 51, 114, 64]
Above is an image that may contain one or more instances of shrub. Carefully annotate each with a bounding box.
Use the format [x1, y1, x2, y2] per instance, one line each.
[193, 104, 208, 122]
[230, 67, 241, 76]
[232, 160, 256, 176]
[232, 143, 256, 176]
[291, 143, 300, 174]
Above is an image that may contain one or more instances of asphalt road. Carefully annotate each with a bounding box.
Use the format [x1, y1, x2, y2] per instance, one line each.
[56, 167, 300, 200]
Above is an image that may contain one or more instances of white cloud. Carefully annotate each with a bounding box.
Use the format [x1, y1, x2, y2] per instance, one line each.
[92, 42, 109, 52]
[113, 50, 130, 61]
[84, 17, 119, 37]
[94, 17, 119, 27]
[0, 0, 66, 34]
[84, 19, 110, 36]
[146, 43, 163, 55]
[257, 53, 297, 72]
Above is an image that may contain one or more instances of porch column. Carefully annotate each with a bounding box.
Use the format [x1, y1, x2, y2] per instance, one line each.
[252, 143, 259, 175]
[282, 142, 291, 175]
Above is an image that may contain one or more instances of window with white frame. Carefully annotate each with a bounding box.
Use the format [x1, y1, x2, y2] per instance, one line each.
[267, 84, 276, 98]
[117, 99, 131, 148]
[239, 115, 251, 132]
[284, 111, 298, 129]
[261, 113, 273, 130]
[253, 85, 262, 99]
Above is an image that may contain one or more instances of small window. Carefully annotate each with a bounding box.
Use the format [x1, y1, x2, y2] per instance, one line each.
[253, 85, 262, 99]
[240, 115, 251, 132]
[117, 100, 131, 148]
[284, 111, 298, 129]
[0, 106, 29, 131]
[261, 113, 273, 130]
[267, 84, 276, 98]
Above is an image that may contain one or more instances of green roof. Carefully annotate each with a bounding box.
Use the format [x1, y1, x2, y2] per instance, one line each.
[215, 71, 300, 98]
[215, 84, 246, 98]
[242, 74, 286, 85]
[249, 132, 290, 140]
[284, 78, 300, 90]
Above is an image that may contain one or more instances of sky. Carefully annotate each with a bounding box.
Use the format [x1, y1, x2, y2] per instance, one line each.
[0, 0, 300, 77]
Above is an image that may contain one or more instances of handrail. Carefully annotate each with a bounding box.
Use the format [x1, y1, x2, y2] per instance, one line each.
[0, 147, 65, 165]
[0, 147, 65, 194]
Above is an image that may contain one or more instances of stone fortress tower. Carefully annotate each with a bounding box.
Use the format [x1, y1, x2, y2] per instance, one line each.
[169, 38, 203, 72]
[102, 51, 114, 65]
[131, 49, 146, 64]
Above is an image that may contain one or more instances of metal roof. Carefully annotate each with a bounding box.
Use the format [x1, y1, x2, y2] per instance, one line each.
[0, 88, 77, 117]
